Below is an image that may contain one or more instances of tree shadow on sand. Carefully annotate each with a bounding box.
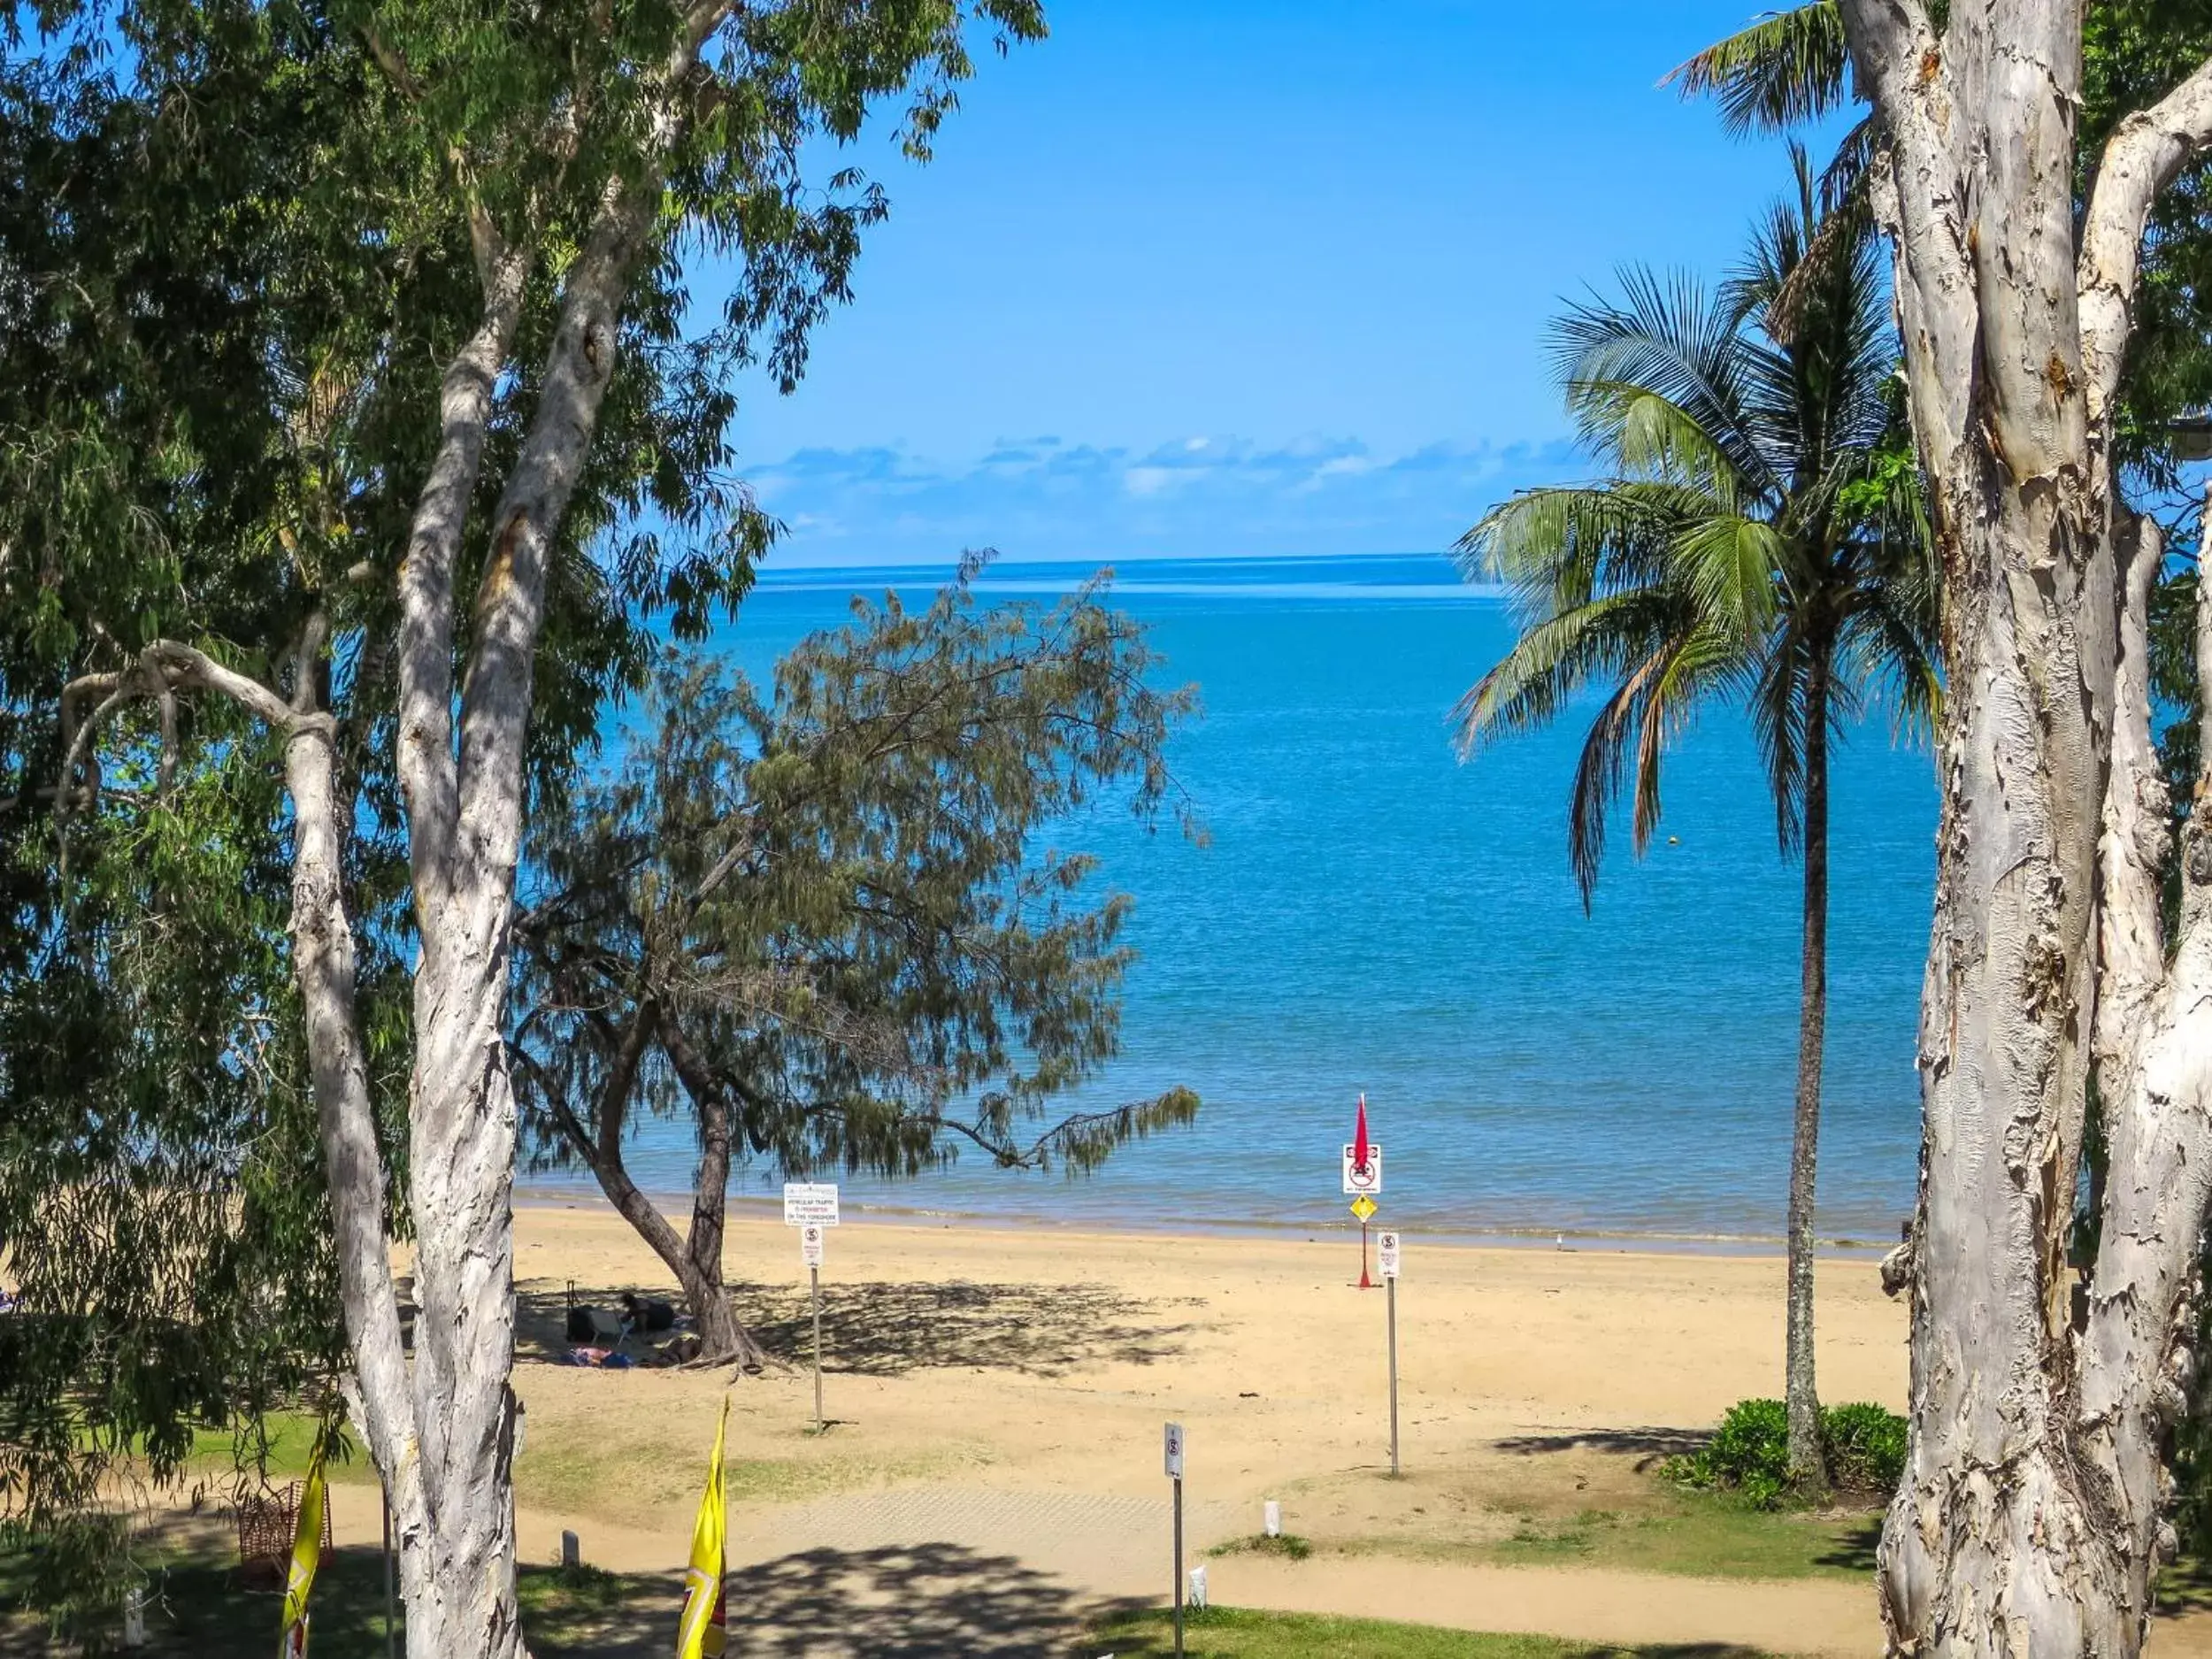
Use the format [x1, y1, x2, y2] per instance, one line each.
[513, 1277, 1201, 1377]
[719, 1542, 1133, 1656]
[733, 1279, 1202, 1377]
[1491, 1427, 1712, 1472]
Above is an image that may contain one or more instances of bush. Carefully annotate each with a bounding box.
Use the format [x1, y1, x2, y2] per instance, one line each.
[1662, 1398, 1908, 1509]
[1823, 1400, 1909, 1495]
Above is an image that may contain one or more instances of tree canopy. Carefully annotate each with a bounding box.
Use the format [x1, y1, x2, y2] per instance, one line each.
[511, 572, 1201, 1358]
[0, 0, 1045, 1640]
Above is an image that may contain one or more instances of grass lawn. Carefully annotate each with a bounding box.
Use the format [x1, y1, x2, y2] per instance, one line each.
[1211, 1496, 1880, 1584]
[1238, 1460, 1884, 1584]
[2, 1546, 678, 1657]
[1087, 1607, 1776, 1658]
[1468, 1495, 1878, 1580]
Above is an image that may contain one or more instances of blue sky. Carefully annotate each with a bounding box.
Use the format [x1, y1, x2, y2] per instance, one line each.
[717, 3, 1837, 568]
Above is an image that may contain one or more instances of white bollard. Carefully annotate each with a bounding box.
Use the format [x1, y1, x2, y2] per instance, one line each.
[120, 1588, 145, 1648]
[1187, 1564, 1208, 1609]
[560, 1530, 580, 1569]
[1263, 1499, 1281, 1538]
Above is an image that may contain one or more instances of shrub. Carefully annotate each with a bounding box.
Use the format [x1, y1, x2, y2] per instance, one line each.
[1662, 1397, 1908, 1509]
[1823, 1401, 1909, 1495]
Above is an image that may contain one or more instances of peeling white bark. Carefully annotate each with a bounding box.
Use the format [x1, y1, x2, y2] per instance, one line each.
[1835, 0, 2212, 1650]
[60, 13, 736, 1656]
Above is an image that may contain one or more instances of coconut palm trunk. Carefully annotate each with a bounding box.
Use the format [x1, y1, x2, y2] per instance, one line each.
[1785, 646, 1832, 1492]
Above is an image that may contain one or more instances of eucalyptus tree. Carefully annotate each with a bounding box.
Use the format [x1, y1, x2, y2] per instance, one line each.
[511, 575, 1200, 1362]
[1810, 2, 2212, 1650]
[16, 2, 1045, 1653]
[1458, 167, 1937, 1494]
[1671, 2, 2212, 497]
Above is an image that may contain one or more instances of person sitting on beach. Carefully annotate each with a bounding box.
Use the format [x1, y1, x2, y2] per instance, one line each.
[618, 1292, 676, 1335]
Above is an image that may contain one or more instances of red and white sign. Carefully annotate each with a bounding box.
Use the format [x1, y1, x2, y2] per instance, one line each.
[783, 1182, 840, 1227]
[1341, 1143, 1383, 1194]
[1378, 1231, 1402, 1279]
[799, 1224, 826, 1269]
[1341, 1094, 1382, 1194]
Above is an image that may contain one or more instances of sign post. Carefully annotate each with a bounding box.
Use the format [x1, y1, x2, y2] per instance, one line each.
[784, 1185, 840, 1432]
[1342, 1094, 1383, 1289]
[1379, 1231, 1402, 1475]
[802, 1224, 826, 1431]
[1164, 1421, 1187, 1659]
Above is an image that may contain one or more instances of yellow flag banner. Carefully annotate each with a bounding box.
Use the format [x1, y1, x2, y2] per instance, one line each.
[278, 1435, 328, 1658]
[674, 1398, 730, 1659]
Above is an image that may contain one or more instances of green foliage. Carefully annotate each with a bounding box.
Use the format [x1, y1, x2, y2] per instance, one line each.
[1664, 3, 1852, 139]
[1663, 1398, 1907, 1509]
[1211, 1532, 1314, 1561]
[1458, 159, 1938, 902]
[1677, 0, 2212, 484]
[513, 567, 1201, 1187]
[1820, 1400, 1909, 1496]
[0, 0, 1045, 1628]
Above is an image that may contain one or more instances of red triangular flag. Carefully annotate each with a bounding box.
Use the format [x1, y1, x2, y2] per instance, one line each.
[1353, 1094, 1371, 1171]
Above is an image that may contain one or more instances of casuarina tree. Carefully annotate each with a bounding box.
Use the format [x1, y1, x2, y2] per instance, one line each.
[1457, 162, 1938, 1496]
[511, 572, 1201, 1363]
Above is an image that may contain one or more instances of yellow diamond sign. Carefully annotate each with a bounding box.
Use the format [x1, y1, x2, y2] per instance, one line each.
[1349, 1194, 1378, 1223]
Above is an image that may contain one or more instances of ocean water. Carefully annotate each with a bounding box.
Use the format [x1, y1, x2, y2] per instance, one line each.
[586, 553, 1935, 1243]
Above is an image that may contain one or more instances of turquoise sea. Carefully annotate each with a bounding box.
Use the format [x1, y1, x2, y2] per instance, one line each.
[582, 552, 1935, 1244]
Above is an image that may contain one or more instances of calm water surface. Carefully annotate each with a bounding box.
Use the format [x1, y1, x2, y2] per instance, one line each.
[558, 554, 1935, 1242]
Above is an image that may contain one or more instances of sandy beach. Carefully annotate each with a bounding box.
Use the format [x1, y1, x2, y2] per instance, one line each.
[419, 1200, 1931, 1653]
[91, 1196, 2212, 1655]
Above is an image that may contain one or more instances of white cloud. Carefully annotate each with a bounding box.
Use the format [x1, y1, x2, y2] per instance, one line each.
[741, 432, 1580, 566]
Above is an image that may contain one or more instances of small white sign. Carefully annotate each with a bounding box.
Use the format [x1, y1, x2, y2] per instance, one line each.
[1164, 1420, 1185, 1479]
[1341, 1142, 1384, 1195]
[1379, 1231, 1402, 1279]
[783, 1182, 841, 1227]
[800, 1223, 826, 1269]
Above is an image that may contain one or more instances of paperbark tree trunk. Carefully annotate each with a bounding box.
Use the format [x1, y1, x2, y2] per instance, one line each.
[58, 15, 740, 1654]
[1785, 651, 1831, 1494]
[1832, 3, 2212, 1651]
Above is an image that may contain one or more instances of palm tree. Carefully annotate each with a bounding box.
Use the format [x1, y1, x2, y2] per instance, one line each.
[1669, 6, 1872, 342]
[1456, 157, 1939, 1493]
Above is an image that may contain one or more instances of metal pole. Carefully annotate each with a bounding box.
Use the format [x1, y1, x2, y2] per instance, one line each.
[1172, 1473, 1185, 1658]
[381, 1482, 396, 1658]
[810, 1263, 825, 1432]
[1386, 1275, 1401, 1477]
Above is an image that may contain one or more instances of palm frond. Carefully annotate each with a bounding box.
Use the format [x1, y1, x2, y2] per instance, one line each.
[1455, 145, 1939, 903]
[1665, 4, 1853, 138]
[1552, 269, 1781, 500]
[1454, 588, 1701, 756]
[1457, 484, 1679, 618]
[1670, 511, 1784, 639]
[1560, 619, 1752, 904]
